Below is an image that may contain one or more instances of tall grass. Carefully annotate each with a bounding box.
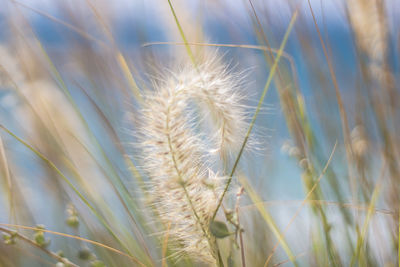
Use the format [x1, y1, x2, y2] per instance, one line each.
[0, 0, 399, 266]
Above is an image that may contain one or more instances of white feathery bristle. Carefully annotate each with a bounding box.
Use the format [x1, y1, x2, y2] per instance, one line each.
[137, 54, 247, 264]
[176, 56, 249, 155]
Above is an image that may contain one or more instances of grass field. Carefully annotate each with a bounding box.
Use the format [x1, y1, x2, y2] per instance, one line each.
[0, 0, 399, 266]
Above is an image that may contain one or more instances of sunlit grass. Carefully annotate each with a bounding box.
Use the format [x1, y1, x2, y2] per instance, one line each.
[0, 0, 398, 266]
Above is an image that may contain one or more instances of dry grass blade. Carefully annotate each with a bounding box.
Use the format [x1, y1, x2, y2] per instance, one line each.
[0, 226, 79, 267]
[161, 222, 172, 267]
[0, 223, 147, 267]
[211, 10, 299, 222]
[241, 200, 394, 217]
[141, 42, 300, 89]
[85, 0, 143, 101]
[271, 252, 307, 267]
[11, 0, 107, 47]
[236, 187, 246, 267]
[14, 0, 143, 103]
[350, 159, 387, 266]
[239, 177, 297, 266]
[1, 1, 397, 265]
[264, 141, 337, 267]
[0, 125, 137, 262]
[307, 0, 355, 198]
[116, 52, 143, 102]
[0, 135, 14, 221]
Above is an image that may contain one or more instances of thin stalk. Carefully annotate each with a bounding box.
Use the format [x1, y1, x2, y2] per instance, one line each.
[211, 10, 298, 221]
[240, 177, 297, 266]
[351, 160, 387, 267]
[68, 133, 152, 262]
[166, 0, 197, 67]
[0, 223, 145, 265]
[141, 42, 300, 90]
[247, 0, 285, 86]
[33, 24, 146, 204]
[165, 104, 223, 266]
[161, 222, 171, 267]
[236, 187, 246, 267]
[307, 0, 355, 198]
[28, 33, 152, 263]
[0, 136, 15, 223]
[264, 141, 337, 266]
[0, 226, 79, 267]
[85, 0, 143, 101]
[0, 125, 141, 264]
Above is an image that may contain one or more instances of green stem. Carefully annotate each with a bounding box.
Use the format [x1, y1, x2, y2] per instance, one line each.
[165, 102, 223, 265]
[167, 0, 197, 67]
[211, 10, 298, 221]
[0, 226, 79, 267]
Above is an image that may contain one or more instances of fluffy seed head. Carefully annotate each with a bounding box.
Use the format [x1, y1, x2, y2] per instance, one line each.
[137, 54, 247, 263]
[175, 56, 249, 155]
[348, 0, 387, 63]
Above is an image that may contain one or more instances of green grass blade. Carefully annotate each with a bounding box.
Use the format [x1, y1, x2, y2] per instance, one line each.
[167, 0, 197, 67]
[239, 177, 298, 266]
[212, 10, 298, 221]
[0, 125, 145, 265]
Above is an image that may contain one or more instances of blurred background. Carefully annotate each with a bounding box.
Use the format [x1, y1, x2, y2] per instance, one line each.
[0, 0, 399, 266]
